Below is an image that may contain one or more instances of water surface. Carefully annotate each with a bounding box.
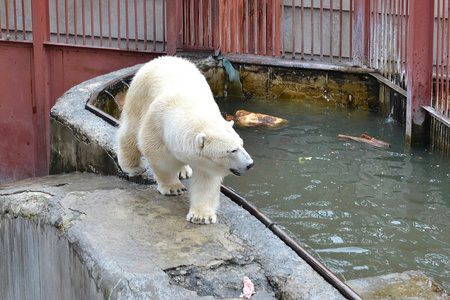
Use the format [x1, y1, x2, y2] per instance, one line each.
[219, 99, 450, 290]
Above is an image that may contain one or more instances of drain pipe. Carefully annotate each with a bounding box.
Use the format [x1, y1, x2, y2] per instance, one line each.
[220, 185, 363, 300]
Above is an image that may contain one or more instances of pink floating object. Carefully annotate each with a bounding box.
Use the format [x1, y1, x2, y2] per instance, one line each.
[240, 276, 255, 299]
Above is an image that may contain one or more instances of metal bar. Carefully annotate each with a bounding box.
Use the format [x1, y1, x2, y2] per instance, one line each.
[13, 0, 17, 39]
[292, 0, 296, 59]
[263, 0, 267, 55]
[436, 0, 441, 111]
[55, 0, 60, 42]
[143, 0, 147, 50]
[447, 1, 450, 117]
[440, 0, 446, 113]
[125, 0, 129, 49]
[319, 0, 323, 59]
[253, 0, 257, 55]
[281, 1, 285, 57]
[300, 0, 303, 59]
[21, 0, 25, 40]
[82, 0, 86, 45]
[0, 0, 2, 39]
[330, 0, 333, 61]
[99, 0, 103, 46]
[399, 0, 404, 85]
[74, 0, 77, 44]
[310, 0, 314, 60]
[117, 0, 121, 48]
[108, 0, 112, 47]
[64, 0, 68, 43]
[349, 0, 352, 60]
[90, 0, 94, 46]
[134, 0, 138, 50]
[162, 0, 165, 51]
[5, 0, 9, 36]
[339, 0, 342, 61]
[272, 0, 275, 56]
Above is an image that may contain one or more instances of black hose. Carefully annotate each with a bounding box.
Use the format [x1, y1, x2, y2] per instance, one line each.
[220, 185, 363, 300]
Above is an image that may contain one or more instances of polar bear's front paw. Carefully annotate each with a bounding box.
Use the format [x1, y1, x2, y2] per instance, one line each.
[122, 165, 146, 177]
[178, 165, 193, 179]
[157, 183, 187, 196]
[186, 209, 217, 225]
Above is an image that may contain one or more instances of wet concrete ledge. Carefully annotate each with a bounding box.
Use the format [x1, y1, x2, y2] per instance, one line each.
[1, 173, 346, 299]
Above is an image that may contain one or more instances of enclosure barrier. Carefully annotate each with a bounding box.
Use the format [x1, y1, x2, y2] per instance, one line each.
[1, 1, 450, 183]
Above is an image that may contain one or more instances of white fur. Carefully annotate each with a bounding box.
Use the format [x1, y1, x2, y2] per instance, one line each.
[117, 56, 254, 224]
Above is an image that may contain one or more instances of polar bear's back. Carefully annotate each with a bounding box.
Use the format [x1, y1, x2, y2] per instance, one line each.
[122, 56, 214, 123]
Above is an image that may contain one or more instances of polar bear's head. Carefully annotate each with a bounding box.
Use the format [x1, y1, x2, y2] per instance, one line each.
[194, 121, 254, 177]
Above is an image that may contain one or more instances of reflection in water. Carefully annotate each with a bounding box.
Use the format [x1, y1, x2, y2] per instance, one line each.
[221, 99, 450, 290]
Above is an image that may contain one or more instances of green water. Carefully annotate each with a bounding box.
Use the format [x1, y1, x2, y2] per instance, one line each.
[219, 99, 450, 290]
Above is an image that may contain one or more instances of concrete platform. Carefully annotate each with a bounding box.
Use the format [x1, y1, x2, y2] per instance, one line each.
[0, 172, 345, 299]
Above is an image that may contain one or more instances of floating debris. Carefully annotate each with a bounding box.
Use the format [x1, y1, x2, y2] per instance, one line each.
[338, 134, 391, 148]
[226, 110, 288, 128]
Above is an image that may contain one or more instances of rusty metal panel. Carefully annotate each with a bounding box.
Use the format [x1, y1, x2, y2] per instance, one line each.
[0, 42, 36, 184]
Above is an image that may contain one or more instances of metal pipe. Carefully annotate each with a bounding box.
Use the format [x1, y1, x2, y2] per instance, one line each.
[220, 185, 363, 300]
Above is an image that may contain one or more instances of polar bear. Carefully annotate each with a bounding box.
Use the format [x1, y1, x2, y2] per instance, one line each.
[117, 56, 254, 224]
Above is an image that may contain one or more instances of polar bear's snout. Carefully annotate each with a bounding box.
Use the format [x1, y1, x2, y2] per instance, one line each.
[229, 149, 254, 176]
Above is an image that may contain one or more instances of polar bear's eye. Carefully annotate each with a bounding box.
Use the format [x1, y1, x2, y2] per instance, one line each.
[230, 149, 238, 153]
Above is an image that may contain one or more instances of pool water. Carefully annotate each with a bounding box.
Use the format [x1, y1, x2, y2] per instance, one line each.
[219, 99, 450, 290]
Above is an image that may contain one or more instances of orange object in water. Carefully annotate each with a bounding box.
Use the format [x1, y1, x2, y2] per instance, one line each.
[234, 110, 288, 128]
[338, 134, 391, 148]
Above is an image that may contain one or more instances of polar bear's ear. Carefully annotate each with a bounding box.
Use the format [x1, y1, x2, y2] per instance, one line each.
[195, 133, 206, 150]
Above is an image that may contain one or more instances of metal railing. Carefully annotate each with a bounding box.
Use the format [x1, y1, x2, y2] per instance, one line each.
[434, 0, 450, 118]
[47, 0, 166, 51]
[368, 0, 409, 90]
[0, 0, 32, 40]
